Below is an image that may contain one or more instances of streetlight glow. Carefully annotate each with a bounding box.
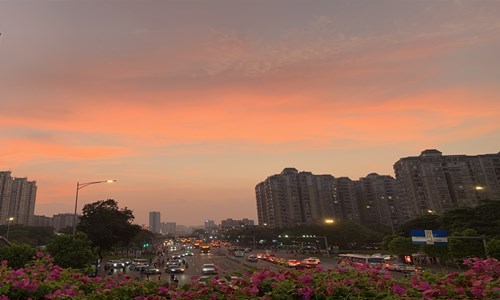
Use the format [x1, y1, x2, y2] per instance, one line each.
[325, 219, 335, 224]
[6, 217, 14, 240]
[475, 186, 484, 190]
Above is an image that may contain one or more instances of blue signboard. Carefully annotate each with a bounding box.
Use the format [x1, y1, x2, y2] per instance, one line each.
[411, 230, 448, 245]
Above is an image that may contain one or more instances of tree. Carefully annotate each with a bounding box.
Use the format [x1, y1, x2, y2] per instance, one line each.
[77, 199, 141, 259]
[388, 236, 418, 257]
[47, 232, 96, 269]
[0, 242, 36, 269]
[398, 214, 441, 237]
[486, 238, 500, 259]
[448, 228, 485, 259]
[420, 244, 450, 264]
[382, 235, 398, 251]
[0, 225, 55, 246]
[440, 201, 500, 238]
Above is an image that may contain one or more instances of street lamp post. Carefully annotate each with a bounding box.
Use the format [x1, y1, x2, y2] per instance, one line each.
[72, 180, 116, 237]
[6, 217, 14, 240]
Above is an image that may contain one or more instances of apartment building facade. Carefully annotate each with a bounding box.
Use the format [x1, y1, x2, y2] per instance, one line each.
[0, 171, 37, 225]
[394, 149, 500, 219]
[255, 168, 361, 228]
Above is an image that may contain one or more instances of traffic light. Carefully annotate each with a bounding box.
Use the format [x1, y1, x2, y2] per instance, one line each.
[143, 243, 150, 247]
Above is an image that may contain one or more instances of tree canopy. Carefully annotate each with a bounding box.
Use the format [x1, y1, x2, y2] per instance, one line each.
[0, 242, 36, 269]
[77, 199, 141, 259]
[46, 232, 96, 269]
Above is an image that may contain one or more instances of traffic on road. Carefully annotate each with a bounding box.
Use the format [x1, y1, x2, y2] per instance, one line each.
[99, 239, 425, 285]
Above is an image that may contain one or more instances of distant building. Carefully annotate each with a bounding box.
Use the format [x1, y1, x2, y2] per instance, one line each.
[0, 172, 37, 226]
[149, 211, 161, 233]
[394, 149, 500, 218]
[220, 218, 255, 230]
[31, 215, 53, 227]
[204, 219, 217, 234]
[52, 213, 74, 232]
[160, 222, 176, 235]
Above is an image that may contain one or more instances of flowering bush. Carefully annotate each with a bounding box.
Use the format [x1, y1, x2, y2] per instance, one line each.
[0, 253, 499, 299]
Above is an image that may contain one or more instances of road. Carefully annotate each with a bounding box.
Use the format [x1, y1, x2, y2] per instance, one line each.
[103, 245, 430, 284]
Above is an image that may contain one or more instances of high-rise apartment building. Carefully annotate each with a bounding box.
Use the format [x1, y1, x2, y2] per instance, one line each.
[394, 149, 500, 218]
[333, 177, 360, 221]
[149, 211, 161, 233]
[9, 178, 37, 225]
[0, 172, 37, 226]
[357, 173, 408, 232]
[0, 171, 14, 225]
[256, 168, 356, 228]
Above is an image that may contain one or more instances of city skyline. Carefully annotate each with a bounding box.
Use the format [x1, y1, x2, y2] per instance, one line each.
[1, 1, 499, 226]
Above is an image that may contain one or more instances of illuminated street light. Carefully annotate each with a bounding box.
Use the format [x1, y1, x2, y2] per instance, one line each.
[324, 219, 335, 224]
[72, 180, 117, 237]
[475, 186, 484, 190]
[6, 217, 14, 240]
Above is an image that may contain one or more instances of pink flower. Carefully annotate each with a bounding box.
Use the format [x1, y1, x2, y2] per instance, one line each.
[298, 275, 312, 285]
[158, 286, 169, 294]
[471, 287, 485, 297]
[299, 286, 314, 300]
[391, 284, 407, 295]
[249, 285, 259, 295]
[13, 278, 38, 291]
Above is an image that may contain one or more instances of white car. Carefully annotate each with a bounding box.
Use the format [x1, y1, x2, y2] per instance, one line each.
[201, 264, 218, 275]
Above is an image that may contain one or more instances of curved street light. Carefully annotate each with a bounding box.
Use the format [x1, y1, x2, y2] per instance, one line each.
[72, 180, 116, 237]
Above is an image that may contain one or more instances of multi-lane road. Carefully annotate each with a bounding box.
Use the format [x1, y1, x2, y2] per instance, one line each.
[104, 245, 419, 284]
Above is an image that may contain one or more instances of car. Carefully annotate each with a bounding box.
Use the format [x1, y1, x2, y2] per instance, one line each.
[302, 257, 321, 265]
[386, 263, 416, 272]
[202, 264, 218, 275]
[168, 259, 182, 266]
[246, 254, 258, 262]
[166, 265, 185, 274]
[301, 257, 320, 268]
[129, 263, 147, 271]
[143, 267, 162, 275]
[287, 259, 302, 268]
[105, 260, 125, 269]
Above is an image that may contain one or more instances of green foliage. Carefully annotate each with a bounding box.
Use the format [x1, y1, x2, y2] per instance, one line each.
[0, 242, 36, 269]
[382, 235, 398, 251]
[440, 200, 500, 238]
[77, 199, 141, 259]
[486, 238, 500, 259]
[46, 232, 96, 269]
[397, 214, 441, 236]
[388, 236, 418, 256]
[449, 228, 486, 259]
[0, 225, 55, 246]
[420, 244, 450, 261]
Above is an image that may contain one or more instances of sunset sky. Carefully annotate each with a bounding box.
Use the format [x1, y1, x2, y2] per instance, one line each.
[1, 0, 499, 227]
